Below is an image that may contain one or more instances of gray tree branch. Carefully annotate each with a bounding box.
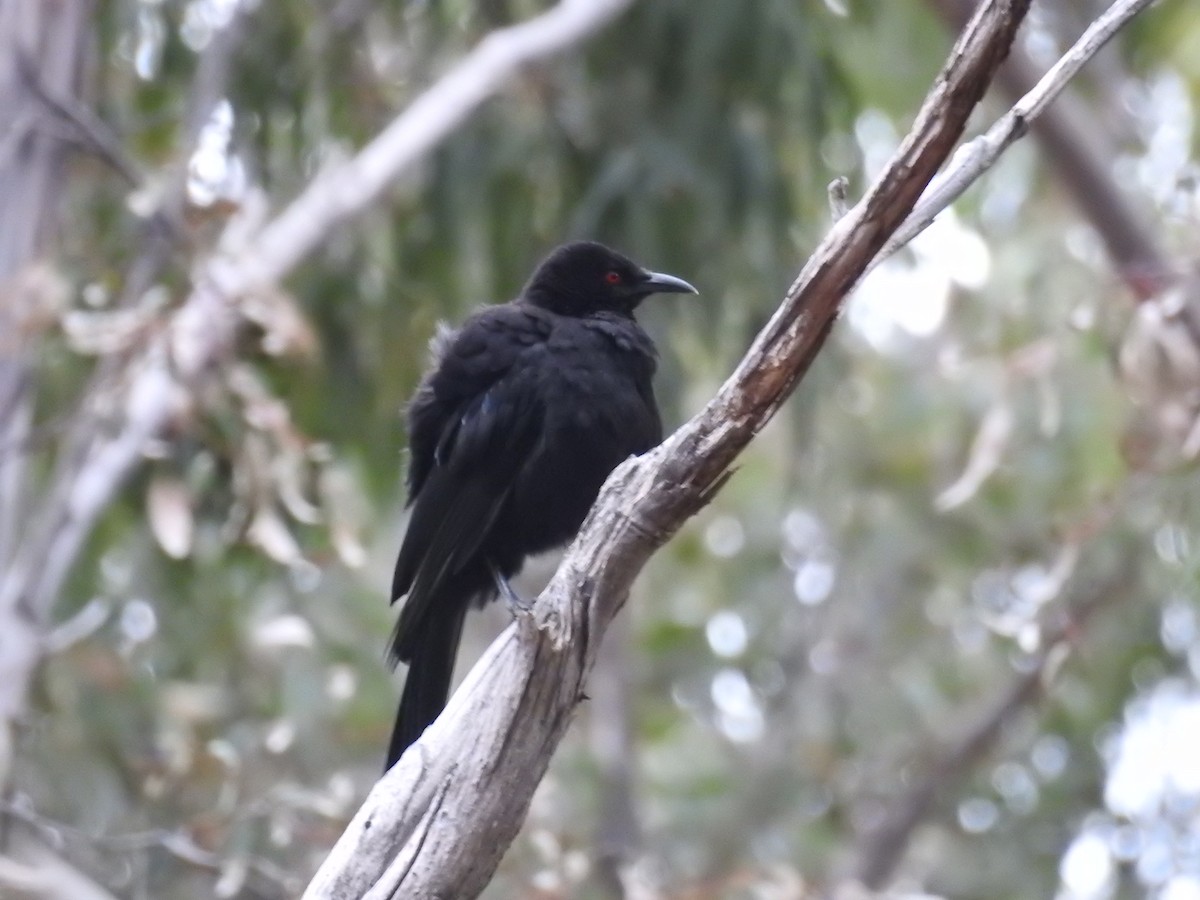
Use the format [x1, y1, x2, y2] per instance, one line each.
[874, 0, 1159, 281]
[920, 0, 1169, 297]
[0, 0, 90, 791]
[0, 10, 133, 900]
[238, 0, 639, 290]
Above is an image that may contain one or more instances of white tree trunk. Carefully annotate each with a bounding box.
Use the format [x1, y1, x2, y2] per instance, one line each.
[0, 0, 91, 785]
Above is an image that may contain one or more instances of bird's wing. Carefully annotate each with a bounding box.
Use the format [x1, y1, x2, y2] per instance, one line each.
[391, 306, 549, 612]
[404, 306, 547, 498]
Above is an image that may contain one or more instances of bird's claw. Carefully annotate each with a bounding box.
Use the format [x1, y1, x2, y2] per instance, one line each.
[491, 565, 532, 618]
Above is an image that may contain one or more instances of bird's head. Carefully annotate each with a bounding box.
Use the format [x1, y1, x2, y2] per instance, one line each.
[522, 241, 697, 317]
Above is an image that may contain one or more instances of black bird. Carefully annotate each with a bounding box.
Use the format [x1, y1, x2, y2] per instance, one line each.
[387, 241, 696, 768]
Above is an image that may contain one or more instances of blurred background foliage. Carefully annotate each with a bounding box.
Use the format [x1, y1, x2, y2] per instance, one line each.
[8, 0, 1200, 897]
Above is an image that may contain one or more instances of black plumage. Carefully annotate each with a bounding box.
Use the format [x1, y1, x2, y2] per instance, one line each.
[386, 241, 697, 768]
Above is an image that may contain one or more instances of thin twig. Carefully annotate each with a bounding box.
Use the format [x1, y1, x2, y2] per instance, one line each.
[0, 414, 69, 460]
[828, 176, 851, 222]
[0, 0, 91, 797]
[927, 0, 1169, 298]
[111, 5, 249, 312]
[15, 48, 142, 188]
[243, 0, 640, 289]
[15, 47, 189, 247]
[869, 0, 1157, 274]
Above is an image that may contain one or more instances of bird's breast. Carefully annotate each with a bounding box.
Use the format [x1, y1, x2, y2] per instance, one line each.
[524, 317, 660, 447]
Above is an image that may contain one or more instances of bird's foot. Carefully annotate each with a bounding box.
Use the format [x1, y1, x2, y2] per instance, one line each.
[491, 565, 533, 617]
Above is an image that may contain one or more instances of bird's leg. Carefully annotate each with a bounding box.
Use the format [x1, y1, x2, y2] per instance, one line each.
[490, 563, 532, 615]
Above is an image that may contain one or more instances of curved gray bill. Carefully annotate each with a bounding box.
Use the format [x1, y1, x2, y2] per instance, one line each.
[642, 270, 699, 295]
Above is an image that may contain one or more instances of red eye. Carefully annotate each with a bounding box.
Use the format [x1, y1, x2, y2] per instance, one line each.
[604, 270, 622, 285]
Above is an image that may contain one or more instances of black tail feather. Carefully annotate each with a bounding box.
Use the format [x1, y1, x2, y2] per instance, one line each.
[385, 605, 467, 770]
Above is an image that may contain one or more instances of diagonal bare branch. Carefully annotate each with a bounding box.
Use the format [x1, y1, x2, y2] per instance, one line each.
[303, 1, 1039, 896]
[873, 0, 1158, 276]
[236, 0, 639, 290]
[0, 0, 92, 793]
[928, 0, 1171, 301]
